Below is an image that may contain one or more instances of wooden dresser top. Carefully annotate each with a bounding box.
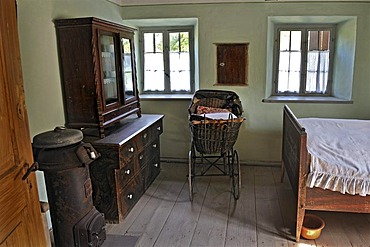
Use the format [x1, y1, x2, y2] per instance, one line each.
[83, 114, 164, 146]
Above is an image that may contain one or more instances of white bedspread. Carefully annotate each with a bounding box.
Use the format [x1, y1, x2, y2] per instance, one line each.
[298, 118, 370, 196]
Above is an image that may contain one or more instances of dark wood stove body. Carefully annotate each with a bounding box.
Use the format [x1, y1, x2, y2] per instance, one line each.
[84, 114, 164, 223]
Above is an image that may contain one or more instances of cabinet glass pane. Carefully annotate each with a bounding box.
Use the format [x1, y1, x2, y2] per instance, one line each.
[100, 34, 118, 105]
[121, 38, 134, 100]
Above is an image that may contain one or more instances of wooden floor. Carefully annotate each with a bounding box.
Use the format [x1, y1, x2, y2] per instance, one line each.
[105, 163, 370, 247]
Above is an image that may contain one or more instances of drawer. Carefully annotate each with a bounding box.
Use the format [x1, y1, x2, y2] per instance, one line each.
[115, 159, 139, 188]
[145, 160, 160, 186]
[152, 118, 163, 136]
[117, 172, 145, 220]
[119, 139, 137, 166]
[144, 156, 160, 190]
[136, 119, 163, 152]
[138, 139, 160, 169]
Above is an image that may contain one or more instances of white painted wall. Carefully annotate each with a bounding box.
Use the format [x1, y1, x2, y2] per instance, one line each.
[17, 0, 370, 165]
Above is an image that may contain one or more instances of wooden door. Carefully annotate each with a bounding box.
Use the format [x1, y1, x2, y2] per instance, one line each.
[0, 0, 47, 246]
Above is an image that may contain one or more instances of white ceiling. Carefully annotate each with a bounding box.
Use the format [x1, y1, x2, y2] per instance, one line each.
[108, 0, 370, 6]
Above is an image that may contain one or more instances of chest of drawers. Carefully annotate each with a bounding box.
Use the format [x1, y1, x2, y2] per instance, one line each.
[85, 114, 164, 223]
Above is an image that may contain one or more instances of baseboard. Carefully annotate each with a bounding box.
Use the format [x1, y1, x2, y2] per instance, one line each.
[160, 157, 280, 167]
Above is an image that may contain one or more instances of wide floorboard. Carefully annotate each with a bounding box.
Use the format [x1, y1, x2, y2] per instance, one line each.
[104, 163, 370, 247]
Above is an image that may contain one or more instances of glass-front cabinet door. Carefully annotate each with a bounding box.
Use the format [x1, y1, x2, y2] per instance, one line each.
[100, 33, 119, 107]
[121, 37, 135, 101]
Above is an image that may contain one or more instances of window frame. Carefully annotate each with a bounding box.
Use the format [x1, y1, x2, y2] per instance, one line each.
[272, 24, 336, 97]
[139, 26, 195, 95]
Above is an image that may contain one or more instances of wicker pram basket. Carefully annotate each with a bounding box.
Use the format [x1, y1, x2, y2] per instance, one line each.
[188, 89, 245, 154]
[188, 90, 244, 201]
[188, 89, 243, 117]
[190, 118, 243, 154]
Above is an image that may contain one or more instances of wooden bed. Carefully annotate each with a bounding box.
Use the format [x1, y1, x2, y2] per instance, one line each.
[281, 105, 370, 242]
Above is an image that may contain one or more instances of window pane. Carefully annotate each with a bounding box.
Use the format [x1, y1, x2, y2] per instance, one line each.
[279, 31, 290, 51]
[144, 33, 154, 53]
[306, 50, 329, 93]
[144, 33, 163, 53]
[306, 50, 318, 92]
[306, 30, 331, 93]
[278, 71, 300, 93]
[290, 31, 301, 51]
[318, 52, 329, 92]
[290, 52, 301, 72]
[308, 31, 319, 51]
[169, 32, 191, 92]
[170, 52, 190, 91]
[277, 30, 301, 93]
[144, 53, 164, 91]
[288, 72, 300, 92]
[279, 52, 290, 71]
[155, 33, 163, 52]
[143, 32, 164, 91]
[170, 32, 179, 52]
[278, 71, 289, 92]
[308, 30, 330, 51]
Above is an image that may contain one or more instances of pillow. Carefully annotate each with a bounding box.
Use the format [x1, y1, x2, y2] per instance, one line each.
[201, 112, 237, 120]
[197, 105, 230, 114]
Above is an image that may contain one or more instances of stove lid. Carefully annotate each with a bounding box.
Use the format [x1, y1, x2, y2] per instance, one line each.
[33, 126, 83, 149]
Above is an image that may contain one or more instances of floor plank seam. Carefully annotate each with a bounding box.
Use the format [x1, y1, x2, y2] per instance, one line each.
[124, 172, 166, 240]
[224, 186, 234, 247]
[188, 176, 211, 247]
[253, 167, 259, 247]
[152, 179, 187, 247]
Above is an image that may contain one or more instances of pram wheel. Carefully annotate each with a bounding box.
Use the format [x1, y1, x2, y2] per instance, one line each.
[188, 146, 195, 201]
[231, 150, 241, 200]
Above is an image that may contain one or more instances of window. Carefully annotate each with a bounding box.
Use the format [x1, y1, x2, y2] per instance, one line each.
[273, 25, 335, 96]
[140, 26, 194, 94]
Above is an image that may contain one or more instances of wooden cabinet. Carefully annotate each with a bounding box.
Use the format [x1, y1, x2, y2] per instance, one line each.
[215, 43, 249, 86]
[55, 17, 164, 225]
[54, 17, 141, 138]
[84, 114, 164, 223]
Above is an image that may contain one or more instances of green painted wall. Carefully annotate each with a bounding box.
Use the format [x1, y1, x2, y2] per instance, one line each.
[18, 1, 370, 166]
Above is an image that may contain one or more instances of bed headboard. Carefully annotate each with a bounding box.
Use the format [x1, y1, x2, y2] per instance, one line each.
[282, 105, 308, 196]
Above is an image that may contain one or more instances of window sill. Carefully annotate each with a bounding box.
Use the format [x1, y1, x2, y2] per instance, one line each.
[140, 94, 193, 100]
[262, 96, 353, 104]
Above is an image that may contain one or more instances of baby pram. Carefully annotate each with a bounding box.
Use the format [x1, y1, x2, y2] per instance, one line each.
[188, 89, 245, 201]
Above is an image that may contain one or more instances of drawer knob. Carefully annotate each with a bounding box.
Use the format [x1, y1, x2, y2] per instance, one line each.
[157, 126, 161, 131]
[139, 154, 144, 160]
[154, 163, 158, 168]
[128, 147, 134, 153]
[152, 144, 157, 148]
[90, 151, 97, 160]
[127, 194, 133, 200]
[125, 169, 130, 175]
